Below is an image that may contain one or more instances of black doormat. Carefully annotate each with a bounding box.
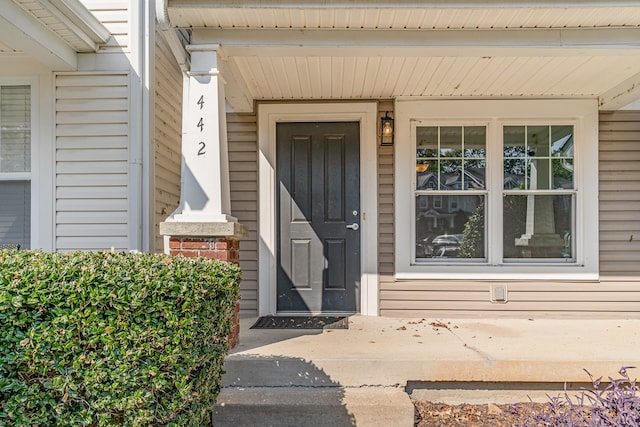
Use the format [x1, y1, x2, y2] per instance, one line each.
[250, 316, 349, 330]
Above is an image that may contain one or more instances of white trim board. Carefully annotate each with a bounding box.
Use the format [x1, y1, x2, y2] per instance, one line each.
[257, 102, 379, 316]
[394, 98, 599, 280]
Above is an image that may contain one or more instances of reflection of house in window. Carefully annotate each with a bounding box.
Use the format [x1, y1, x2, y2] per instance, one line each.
[416, 172, 438, 190]
[450, 198, 458, 210]
[418, 196, 428, 209]
[433, 196, 442, 209]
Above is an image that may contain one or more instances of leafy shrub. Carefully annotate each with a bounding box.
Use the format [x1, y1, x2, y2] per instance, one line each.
[519, 366, 640, 427]
[459, 202, 485, 258]
[0, 250, 240, 426]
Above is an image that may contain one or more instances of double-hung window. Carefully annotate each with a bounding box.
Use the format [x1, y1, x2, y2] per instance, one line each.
[415, 125, 487, 260]
[502, 125, 575, 261]
[0, 85, 31, 249]
[396, 100, 598, 279]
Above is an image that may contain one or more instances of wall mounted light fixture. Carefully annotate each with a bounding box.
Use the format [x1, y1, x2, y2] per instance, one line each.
[380, 111, 394, 146]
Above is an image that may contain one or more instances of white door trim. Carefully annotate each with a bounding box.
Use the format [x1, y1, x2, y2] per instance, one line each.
[257, 102, 379, 316]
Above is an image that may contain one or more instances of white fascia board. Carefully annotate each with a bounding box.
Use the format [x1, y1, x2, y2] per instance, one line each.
[169, 0, 640, 8]
[43, 0, 111, 48]
[0, 0, 77, 70]
[157, 0, 190, 72]
[598, 72, 640, 111]
[196, 27, 640, 51]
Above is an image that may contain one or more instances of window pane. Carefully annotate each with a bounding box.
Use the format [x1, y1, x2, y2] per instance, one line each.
[416, 160, 439, 189]
[504, 158, 526, 189]
[415, 195, 485, 259]
[440, 158, 462, 189]
[504, 125, 574, 190]
[416, 125, 486, 191]
[440, 126, 462, 157]
[0, 86, 31, 173]
[529, 158, 551, 190]
[504, 126, 526, 156]
[503, 194, 573, 259]
[552, 158, 574, 189]
[464, 126, 486, 157]
[416, 126, 438, 157]
[527, 126, 549, 157]
[0, 181, 30, 249]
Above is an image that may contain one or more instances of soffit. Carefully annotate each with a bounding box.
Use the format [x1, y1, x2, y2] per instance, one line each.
[1, 0, 110, 55]
[166, 3, 640, 111]
[167, 5, 640, 30]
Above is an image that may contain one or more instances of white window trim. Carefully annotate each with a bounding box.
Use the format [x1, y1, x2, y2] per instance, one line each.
[257, 102, 379, 316]
[0, 77, 45, 250]
[395, 99, 599, 280]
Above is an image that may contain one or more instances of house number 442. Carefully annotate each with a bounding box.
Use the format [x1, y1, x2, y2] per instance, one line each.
[196, 95, 206, 156]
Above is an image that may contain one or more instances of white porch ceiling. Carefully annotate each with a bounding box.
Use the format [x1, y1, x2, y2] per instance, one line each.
[166, 2, 640, 111]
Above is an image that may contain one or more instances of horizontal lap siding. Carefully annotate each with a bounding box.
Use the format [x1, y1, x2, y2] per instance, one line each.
[378, 102, 395, 289]
[599, 111, 640, 277]
[379, 110, 640, 318]
[154, 30, 182, 252]
[55, 73, 130, 251]
[80, 0, 129, 52]
[380, 280, 640, 318]
[228, 113, 258, 316]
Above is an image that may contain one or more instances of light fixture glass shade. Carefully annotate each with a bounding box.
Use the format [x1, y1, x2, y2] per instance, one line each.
[381, 112, 394, 145]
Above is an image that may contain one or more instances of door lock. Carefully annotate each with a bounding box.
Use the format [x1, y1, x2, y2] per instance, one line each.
[346, 223, 359, 231]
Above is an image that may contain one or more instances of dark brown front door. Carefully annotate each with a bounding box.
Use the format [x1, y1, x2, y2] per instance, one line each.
[276, 122, 360, 313]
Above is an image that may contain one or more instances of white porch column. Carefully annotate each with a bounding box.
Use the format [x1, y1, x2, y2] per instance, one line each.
[159, 45, 245, 343]
[168, 44, 235, 223]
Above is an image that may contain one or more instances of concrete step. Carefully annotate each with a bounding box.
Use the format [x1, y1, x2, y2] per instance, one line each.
[212, 386, 415, 427]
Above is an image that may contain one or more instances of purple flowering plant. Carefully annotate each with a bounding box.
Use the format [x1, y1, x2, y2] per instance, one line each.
[519, 366, 639, 427]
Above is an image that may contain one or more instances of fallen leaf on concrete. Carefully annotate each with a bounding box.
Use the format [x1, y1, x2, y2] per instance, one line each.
[397, 325, 407, 330]
[429, 321, 449, 330]
[487, 403, 502, 415]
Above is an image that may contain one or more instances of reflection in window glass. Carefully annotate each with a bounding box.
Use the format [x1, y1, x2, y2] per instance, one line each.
[503, 125, 575, 261]
[415, 195, 485, 260]
[503, 125, 574, 190]
[0, 182, 30, 249]
[503, 194, 573, 260]
[416, 126, 486, 191]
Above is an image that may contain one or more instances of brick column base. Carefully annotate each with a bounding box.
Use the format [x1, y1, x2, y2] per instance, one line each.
[169, 237, 240, 264]
[168, 236, 241, 349]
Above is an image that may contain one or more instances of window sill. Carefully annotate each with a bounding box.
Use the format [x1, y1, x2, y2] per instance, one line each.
[395, 267, 598, 281]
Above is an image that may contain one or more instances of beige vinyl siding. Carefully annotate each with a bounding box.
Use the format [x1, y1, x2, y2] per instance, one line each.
[599, 111, 640, 277]
[153, 30, 182, 252]
[80, 0, 129, 52]
[55, 73, 130, 251]
[228, 113, 258, 316]
[378, 101, 395, 289]
[378, 110, 640, 318]
[380, 280, 640, 318]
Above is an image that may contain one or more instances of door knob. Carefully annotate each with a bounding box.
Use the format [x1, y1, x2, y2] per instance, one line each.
[346, 223, 359, 231]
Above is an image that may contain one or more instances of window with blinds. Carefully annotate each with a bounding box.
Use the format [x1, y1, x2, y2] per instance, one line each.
[0, 85, 31, 249]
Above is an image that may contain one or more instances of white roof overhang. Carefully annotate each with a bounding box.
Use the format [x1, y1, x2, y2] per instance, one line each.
[0, 0, 110, 70]
[166, 1, 640, 112]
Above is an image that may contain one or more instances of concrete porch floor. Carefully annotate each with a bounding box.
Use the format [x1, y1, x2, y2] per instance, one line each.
[213, 316, 640, 426]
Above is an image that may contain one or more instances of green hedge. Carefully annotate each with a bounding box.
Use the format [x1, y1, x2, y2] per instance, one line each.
[0, 250, 241, 426]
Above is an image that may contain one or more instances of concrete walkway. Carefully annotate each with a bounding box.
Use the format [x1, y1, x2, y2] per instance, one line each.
[213, 316, 640, 426]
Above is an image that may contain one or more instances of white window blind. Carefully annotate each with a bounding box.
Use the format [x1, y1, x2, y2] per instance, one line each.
[0, 85, 31, 249]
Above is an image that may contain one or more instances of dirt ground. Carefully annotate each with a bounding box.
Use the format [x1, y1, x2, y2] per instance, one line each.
[414, 401, 550, 427]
